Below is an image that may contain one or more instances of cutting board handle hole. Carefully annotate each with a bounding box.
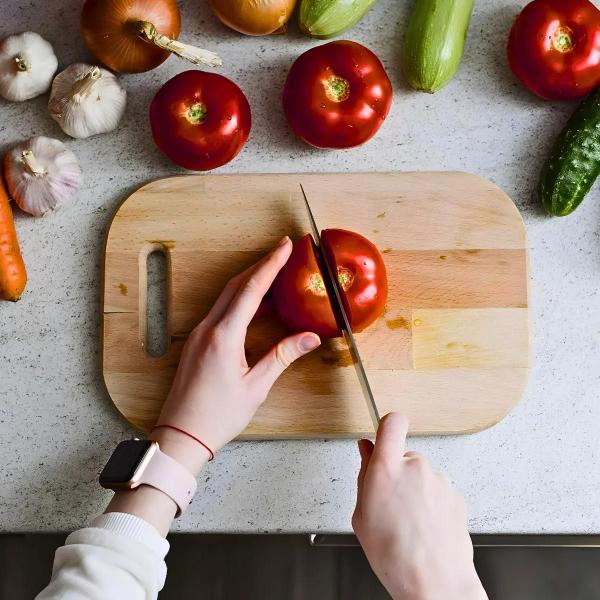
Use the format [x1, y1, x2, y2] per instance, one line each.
[145, 248, 169, 358]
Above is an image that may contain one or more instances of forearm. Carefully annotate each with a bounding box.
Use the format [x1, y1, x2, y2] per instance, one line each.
[39, 429, 210, 599]
[36, 512, 170, 599]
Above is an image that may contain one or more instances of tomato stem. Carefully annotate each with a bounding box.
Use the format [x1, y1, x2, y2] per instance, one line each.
[324, 75, 350, 102]
[187, 102, 207, 125]
[552, 25, 574, 53]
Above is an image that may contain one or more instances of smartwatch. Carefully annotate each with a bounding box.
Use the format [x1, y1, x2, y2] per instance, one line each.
[99, 439, 197, 517]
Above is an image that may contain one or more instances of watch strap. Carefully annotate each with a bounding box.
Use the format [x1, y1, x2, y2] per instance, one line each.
[135, 445, 198, 517]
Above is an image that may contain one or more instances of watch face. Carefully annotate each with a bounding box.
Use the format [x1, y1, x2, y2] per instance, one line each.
[100, 439, 153, 485]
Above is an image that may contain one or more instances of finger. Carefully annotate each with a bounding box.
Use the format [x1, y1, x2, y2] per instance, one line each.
[200, 263, 257, 330]
[435, 472, 451, 488]
[198, 237, 290, 330]
[220, 237, 292, 337]
[371, 412, 409, 465]
[357, 439, 374, 496]
[358, 438, 374, 462]
[248, 331, 321, 396]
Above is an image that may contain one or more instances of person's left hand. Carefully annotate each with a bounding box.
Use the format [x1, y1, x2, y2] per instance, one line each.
[150, 236, 321, 475]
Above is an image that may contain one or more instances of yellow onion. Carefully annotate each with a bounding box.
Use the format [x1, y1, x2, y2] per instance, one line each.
[209, 0, 297, 36]
[81, 0, 221, 74]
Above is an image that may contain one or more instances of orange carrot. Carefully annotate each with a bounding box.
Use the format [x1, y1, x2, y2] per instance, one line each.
[0, 174, 26, 301]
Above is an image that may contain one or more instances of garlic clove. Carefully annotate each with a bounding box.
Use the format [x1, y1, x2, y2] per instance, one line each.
[3, 136, 82, 217]
[48, 63, 127, 139]
[0, 32, 58, 102]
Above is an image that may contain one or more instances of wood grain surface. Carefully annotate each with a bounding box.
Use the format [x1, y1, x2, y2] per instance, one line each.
[102, 172, 530, 438]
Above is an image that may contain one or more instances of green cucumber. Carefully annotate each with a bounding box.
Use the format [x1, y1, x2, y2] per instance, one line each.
[538, 88, 600, 217]
[299, 0, 378, 39]
[402, 0, 475, 93]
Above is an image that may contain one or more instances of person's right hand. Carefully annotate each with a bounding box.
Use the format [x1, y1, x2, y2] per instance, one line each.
[352, 413, 488, 600]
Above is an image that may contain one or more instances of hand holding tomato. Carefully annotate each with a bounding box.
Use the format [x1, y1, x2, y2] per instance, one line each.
[272, 229, 388, 339]
[508, 0, 600, 100]
[283, 41, 392, 149]
[150, 70, 251, 171]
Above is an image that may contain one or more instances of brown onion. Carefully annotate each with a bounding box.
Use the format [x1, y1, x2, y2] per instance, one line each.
[209, 0, 297, 36]
[81, 0, 221, 74]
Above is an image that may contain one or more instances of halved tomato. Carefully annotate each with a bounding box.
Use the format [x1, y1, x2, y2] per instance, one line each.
[271, 229, 388, 339]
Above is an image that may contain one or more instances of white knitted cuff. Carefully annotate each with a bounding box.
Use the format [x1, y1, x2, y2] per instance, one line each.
[91, 512, 170, 558]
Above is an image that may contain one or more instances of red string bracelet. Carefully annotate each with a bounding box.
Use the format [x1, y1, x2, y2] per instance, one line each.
[151, 425, 215, 461]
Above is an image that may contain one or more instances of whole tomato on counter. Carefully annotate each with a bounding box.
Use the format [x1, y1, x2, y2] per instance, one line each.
[283, 41, 392, 149]
[272, 229, 388, 339]
[149, 70, 251, 171]
[508, 0, 600, 100]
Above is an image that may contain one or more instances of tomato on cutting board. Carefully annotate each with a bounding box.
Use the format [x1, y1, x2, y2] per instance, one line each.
[282, 40, 392, 149]
[149, 70, 251, 171]
[271, 229, 388, 339]
[508, 0, 600, 100]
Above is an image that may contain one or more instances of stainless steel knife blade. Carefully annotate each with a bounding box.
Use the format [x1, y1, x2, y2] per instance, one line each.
[299, 184, 381, 431]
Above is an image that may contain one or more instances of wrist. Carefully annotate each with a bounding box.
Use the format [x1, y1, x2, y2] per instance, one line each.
[386, 565, 486, 600]
[460, 571, 488, 600]
[149, 426, 211, 477]
[107, 485, 177, 537]
[408, 569, 486, 600]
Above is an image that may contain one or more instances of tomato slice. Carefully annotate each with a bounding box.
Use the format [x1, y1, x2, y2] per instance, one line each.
[272, 233, 339, 339]
[321, 228, 388, 334]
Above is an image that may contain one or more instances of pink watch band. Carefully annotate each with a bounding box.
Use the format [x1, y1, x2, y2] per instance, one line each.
[133, 444, 198, 517]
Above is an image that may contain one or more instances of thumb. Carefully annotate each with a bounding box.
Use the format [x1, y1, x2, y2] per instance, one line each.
[371, 412, 409, 464]
[249, 332, 321, 396]
[357, 439, 374, 497]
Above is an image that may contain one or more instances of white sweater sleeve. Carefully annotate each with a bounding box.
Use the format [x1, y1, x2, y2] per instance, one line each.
[36, 512, 170, 600]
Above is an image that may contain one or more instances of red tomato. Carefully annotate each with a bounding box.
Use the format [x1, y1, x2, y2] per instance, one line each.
[320, 229, 388, 334]
[282, 41, 392, 149]
[149, 70, 251, 171]
[272, 229, 388, 339]
[272, 233, 338, 338]
[508, 0, 600, 100]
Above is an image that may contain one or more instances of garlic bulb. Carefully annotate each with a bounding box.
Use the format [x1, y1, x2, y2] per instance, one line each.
[48, 63, 126, 139]
[0, 32, 58, 101]
[3, 136, 82, 217]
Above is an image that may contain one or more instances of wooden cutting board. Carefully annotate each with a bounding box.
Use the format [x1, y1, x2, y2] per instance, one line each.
[102, 173, 529, 438]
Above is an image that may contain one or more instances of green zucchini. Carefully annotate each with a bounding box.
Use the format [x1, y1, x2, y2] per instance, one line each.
[402, 0, 475, 93]
[299, 0, 378, 39]
[538, 88, 600, 217]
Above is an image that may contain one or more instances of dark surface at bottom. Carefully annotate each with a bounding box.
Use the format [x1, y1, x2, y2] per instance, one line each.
[2, 533, 600, 599]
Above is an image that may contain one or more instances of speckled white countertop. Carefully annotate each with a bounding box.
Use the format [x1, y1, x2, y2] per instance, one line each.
[1, 0, 599, 534]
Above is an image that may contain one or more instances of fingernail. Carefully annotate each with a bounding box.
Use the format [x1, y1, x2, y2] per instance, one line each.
[277, 236, 290, 247]
[299, 334, 320, 352]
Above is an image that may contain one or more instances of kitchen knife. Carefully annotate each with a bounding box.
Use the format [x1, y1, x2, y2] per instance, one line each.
[299, 184, 381, 431]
